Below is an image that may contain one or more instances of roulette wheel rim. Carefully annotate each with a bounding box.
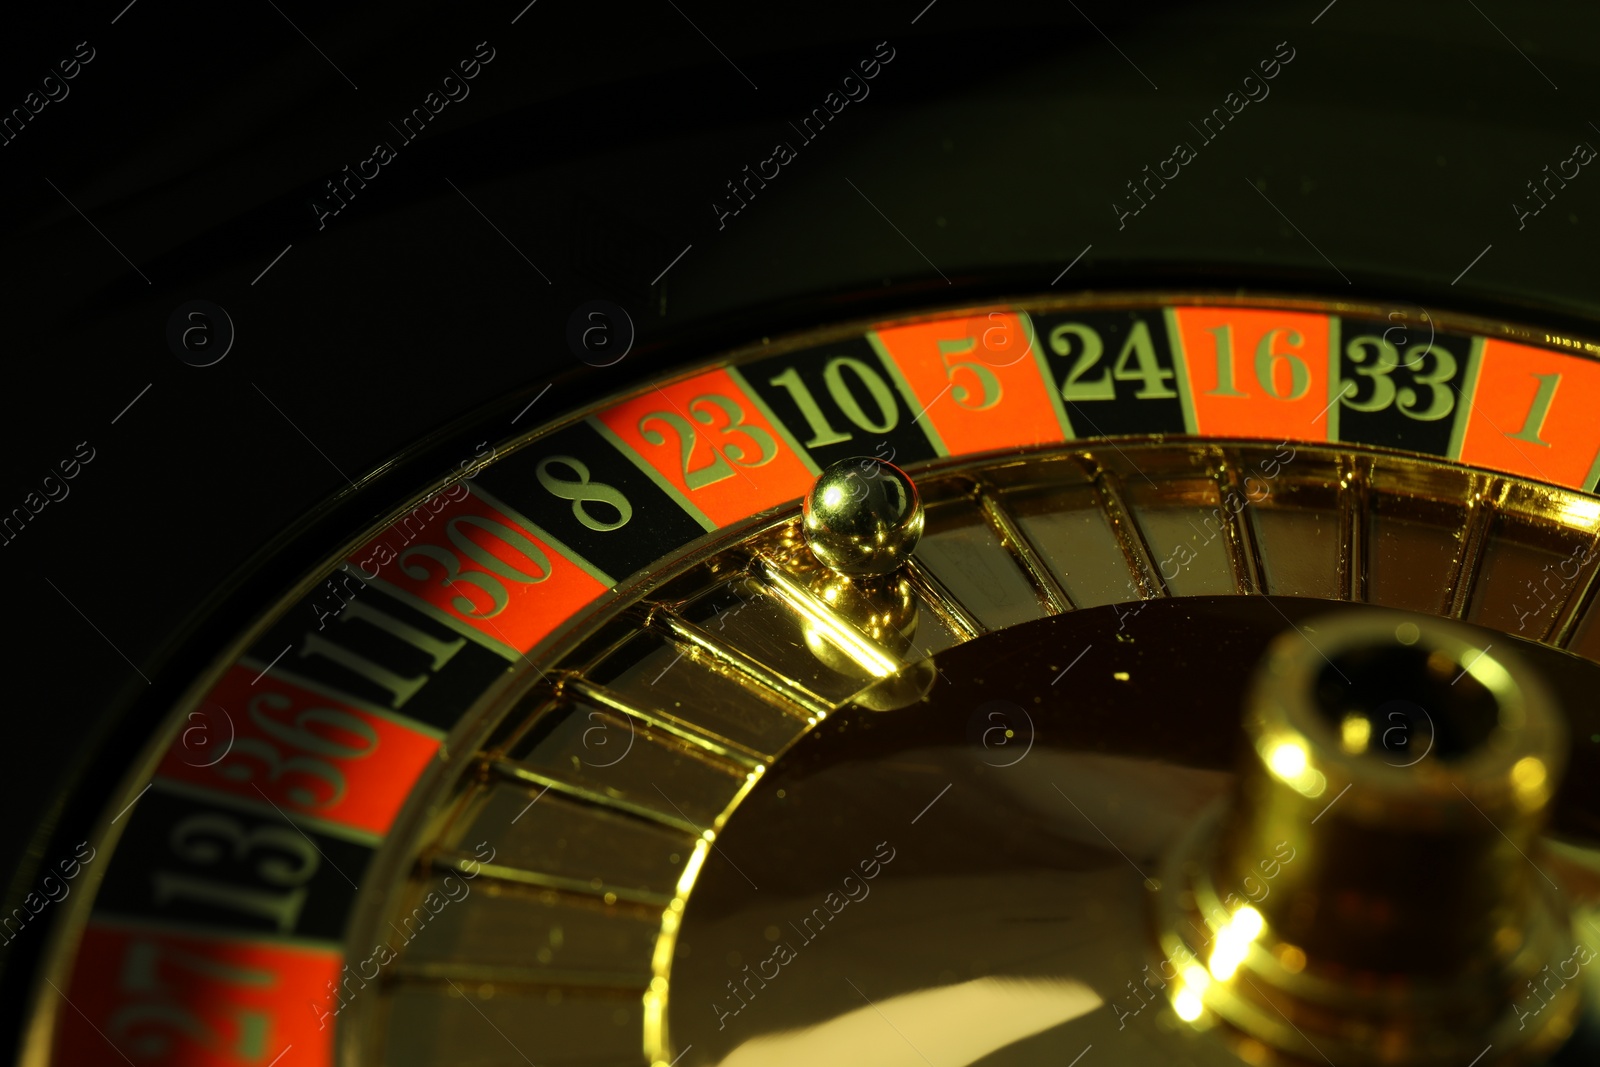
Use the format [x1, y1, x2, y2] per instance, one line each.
[19, 288, 1600, 1067]
[9, 3, 1600, 1063]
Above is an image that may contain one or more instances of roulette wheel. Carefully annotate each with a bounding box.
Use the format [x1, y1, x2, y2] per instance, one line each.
[6, 2, 1600, 1065]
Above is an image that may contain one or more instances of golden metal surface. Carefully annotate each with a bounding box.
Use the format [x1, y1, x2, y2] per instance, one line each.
[45, 429, 1600, 1067]
[802, 458, 926, 577]
[972, 477, 1076, 614]
[337, 441, 1600, 1067]
[31, 293, 1600, 1067]
[669, 607, 1600, 1067]
[1156, 611, 1579, 1065]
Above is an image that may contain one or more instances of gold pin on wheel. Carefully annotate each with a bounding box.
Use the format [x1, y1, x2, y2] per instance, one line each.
[801, 457, 925, 577]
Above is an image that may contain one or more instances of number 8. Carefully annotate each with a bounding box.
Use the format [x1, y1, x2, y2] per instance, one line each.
[536, 455, 634, 532]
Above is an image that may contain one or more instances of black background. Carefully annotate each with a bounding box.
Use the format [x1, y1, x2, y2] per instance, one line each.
[3, 0, 1599, 1054]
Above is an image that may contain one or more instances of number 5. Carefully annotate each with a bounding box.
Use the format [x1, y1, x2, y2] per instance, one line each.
[937, 337, 1002, 410]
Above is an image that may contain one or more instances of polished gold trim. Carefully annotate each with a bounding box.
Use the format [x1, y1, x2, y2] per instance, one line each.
[652, 610, 833, 720]
[559, 674, 769, 770]
[430, 851, 676, 909]
[1081, 457, 1167, 598]
[901, 555, 986, 638]
[1210, 449, 1265, 596]
[1340, 454, 1372, 602]
[1446, 476, 1500, 618]
[387, 960, 653, 992]
[752, 556, 901, 678]
[973, 479, 1075, 614]
[1550, 532, 1600, 647]
[487, 759, 702, 836]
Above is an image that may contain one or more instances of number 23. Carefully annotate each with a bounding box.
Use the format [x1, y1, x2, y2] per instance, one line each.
[638, 394, 777, 490]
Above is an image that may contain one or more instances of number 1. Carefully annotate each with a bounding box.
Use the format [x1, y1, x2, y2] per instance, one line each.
[1204, 325, 1248, 397]
[769, 367, 851, 447]
[1507, 372, 1560, 447]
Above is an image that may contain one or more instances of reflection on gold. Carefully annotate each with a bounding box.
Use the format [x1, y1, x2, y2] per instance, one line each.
[1205, 905, 1264, 982]
[1275, 943, 1306, 974]
[1265, 740, 1304, 778]
[1512, 755, 1550, 809]
[647, 837, 715, 1056]
[708, 977, 1102, 1067]
[1172, 985, 1204, 1023]
[1464, 650, 1515, 707]
[1556, 495, 1600, 527]
[760, 565, 899, 678]
[1339, 713, 1371, 754]
[1261, 739, 1326, 798]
